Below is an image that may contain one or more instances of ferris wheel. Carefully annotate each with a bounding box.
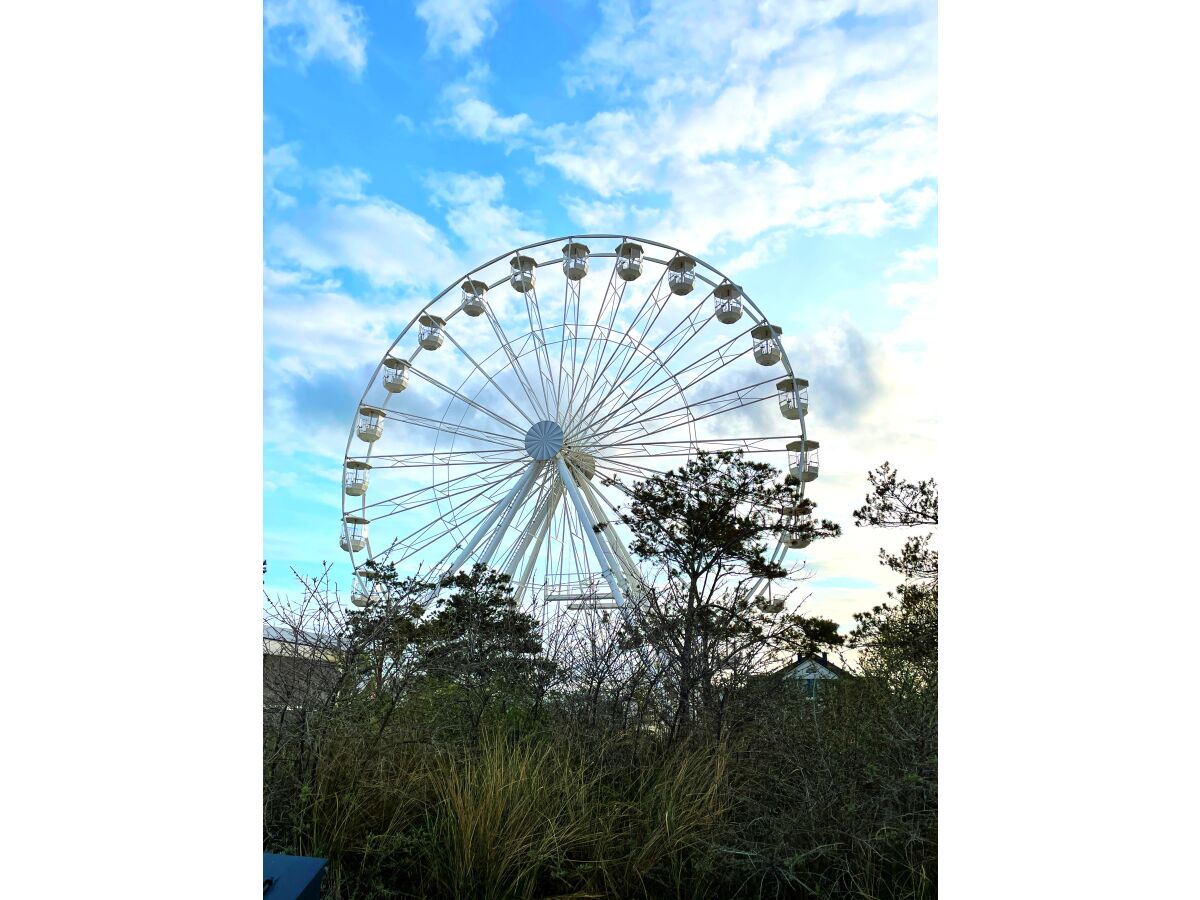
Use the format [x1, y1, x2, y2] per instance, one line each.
[339, 235, 820, 614]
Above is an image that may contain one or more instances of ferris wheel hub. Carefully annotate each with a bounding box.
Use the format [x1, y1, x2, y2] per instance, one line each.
[524, 419, 565, 460]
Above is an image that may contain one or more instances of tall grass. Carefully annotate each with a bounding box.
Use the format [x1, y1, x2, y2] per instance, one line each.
[425, 737, 597, 899]
[264, 680, 934, 898]
[265, 719, 733, 899]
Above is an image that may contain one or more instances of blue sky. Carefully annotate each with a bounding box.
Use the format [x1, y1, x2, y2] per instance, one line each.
[263, 0, 939, 631]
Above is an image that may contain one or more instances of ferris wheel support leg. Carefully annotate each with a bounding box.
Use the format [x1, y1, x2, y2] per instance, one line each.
[478, 462, 542, 569]
[574, 469, 641, 591]
[555, 456, 628, 608]
[506, 482, 560, 578]
[743, 540, 791, 606]
[745, 577, 766, 604]
[513, 497, 557, 606]
[448, 463, 540, 577]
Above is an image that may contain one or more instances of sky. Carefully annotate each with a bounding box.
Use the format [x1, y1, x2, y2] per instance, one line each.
[263, 0, 939, 638]
[8, 4, 1195, 890]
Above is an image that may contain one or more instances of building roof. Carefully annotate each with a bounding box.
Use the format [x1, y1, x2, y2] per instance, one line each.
[263, 625, 340, 662]
[263, 624, 324, 645]
[774, 653, 854, 680]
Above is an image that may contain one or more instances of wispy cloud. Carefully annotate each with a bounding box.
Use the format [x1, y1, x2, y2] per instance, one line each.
[263, 268, 420, 459]
[425, 171, 541, 256]
[314, 166, 371, 201]
[265, 0, 369, 75]
[265, 160, 458, 288]
[415, 0, 503, 57]
[269, 202, 457, 288]
[440, 82, 532, 143]
[264, 142, 302, 209]
[441, 0, 937, 256]
[884, 243, 938, 277]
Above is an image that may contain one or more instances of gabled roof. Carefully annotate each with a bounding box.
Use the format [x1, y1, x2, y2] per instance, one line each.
[774, 653, 853, 680]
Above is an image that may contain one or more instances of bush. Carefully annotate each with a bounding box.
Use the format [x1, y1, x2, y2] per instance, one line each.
[263, 673, 934, 899]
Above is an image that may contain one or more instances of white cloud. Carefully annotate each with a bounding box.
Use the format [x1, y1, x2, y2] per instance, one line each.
[445, 94, 532, 143]
[269, 199, 459, 288]
[718, 232, 790, 274]
[265, 0, 369, 75]
[885, 279, 936, 310]
[566, 0, 860, 97]
[434, 65, 535, 144]
[315, 166, 371, 200]
[885, 244, 938, 277]
[263, 269, 431, 460]
[415, 0, 502, 57]
[425, 171, 541, 259]
[561, 196, 663, 234]
[264, 143, 302, 208]
[426, 171, 504, 207]
[266, 286, 396, 378]
[265, 149, 460, 288]
[454, 0, 940, 257]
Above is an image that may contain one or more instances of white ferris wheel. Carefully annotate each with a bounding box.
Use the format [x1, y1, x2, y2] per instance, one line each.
[339, 235, 820, 616]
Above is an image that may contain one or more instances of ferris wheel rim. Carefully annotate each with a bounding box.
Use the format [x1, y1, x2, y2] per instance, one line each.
[340, 233, 810, 597]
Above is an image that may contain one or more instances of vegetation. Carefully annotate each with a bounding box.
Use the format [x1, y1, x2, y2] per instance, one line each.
[264, 456, 937, 898]
[620, 451, 842, 740]
[849, 463, 939, 688]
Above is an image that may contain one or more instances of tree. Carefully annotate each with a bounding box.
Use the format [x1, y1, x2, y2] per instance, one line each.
[619, 450, 842, 739]
[416, 564, 556, 740]
[340, 560, 431, 702]
[849, 463, 938, 684]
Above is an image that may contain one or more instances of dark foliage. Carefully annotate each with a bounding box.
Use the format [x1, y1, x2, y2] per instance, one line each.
[849, 463, 938, 685]
[620, 450, 843, 738]
[263, 461, 937, 899]
[416, 564, 557, 740]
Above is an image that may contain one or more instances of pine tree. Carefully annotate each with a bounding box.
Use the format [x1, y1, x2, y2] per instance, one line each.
[619, 450, 842, 738]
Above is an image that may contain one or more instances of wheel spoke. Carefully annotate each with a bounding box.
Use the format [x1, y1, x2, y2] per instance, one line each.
[353, 448, 526, 467]
[374, 471, 522, 565]
[587, 376, 778, 450]
[518, 280, 559, 417]
[582, 319, 754, 440]
[483, 303, 551, 421]
[381, 407, 525, 449]
[591, 392, 778, 454]
[362, 459, 525, 518]
[576, 288, 715, 431]
[441, 329, 540, 429]
[409, 365, 527, 436]
[560, 260, 634, 432]
[625, 322, 757, 409]
[599, 435, 801, 457]
[562, 270, 673, 435]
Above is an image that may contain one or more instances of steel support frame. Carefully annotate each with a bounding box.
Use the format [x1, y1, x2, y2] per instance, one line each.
[448, 462, 541, 575]
[555, 455, 628, 608]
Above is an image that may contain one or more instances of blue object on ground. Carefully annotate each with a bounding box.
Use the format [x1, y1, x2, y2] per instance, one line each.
[263, 853, 327, 900]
